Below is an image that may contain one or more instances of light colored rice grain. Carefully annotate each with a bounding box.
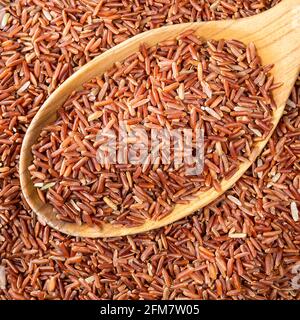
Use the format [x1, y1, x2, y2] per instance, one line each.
[103, 197, 118, 211]
[228, 233, 247, 239]
[290, 201, 299, 222]
[227, 195, 242, 206]
[0, 266, 6, 289]
[0, 12, 10, 29]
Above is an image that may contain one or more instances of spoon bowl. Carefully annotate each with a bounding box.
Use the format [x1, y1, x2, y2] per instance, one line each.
[20, 0, 300, 238]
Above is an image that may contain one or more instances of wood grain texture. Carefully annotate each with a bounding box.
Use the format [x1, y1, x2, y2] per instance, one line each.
[20, 0, 300, 238]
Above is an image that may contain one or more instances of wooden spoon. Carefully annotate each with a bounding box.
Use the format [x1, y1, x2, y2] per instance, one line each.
[20, 0, 300, 238]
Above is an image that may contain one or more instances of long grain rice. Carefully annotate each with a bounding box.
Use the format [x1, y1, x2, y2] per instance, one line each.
[0, 0, 299, 301]
[29, 35, 276, 226]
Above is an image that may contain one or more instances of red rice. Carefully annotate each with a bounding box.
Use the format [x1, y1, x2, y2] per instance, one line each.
[0, 0, 299, 301]
[29, 36, 275, 226]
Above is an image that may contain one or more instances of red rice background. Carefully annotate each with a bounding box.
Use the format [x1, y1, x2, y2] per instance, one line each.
[1, 0, 300, 300]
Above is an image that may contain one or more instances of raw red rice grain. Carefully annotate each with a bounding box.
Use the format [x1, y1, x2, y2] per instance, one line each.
[0, 0, 299, 301]
[29, 35, 276, 226]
